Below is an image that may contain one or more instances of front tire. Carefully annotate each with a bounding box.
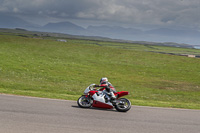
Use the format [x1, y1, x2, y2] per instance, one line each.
[77, 96, 92, 108]
[115, 98, 131, 112]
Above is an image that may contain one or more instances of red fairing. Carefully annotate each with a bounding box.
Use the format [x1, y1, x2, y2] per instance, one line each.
[115, 91, 129, 98]
[89, 90, 98, 96]
[92, 100, 113, 109]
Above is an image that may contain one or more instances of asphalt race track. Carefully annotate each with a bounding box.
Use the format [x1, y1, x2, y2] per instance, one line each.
[0, 94, 200, 133]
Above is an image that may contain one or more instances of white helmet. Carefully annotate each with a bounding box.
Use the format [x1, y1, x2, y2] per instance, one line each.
[100, 77, 108, 85]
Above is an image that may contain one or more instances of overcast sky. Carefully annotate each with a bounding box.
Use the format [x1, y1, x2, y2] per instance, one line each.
[1, 0, 200, 30]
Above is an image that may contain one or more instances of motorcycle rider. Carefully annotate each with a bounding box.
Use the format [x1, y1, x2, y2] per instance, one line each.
[94, 77, 116, 102]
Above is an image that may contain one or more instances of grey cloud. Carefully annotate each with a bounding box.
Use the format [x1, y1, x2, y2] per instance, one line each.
[0, 0, 200, 29]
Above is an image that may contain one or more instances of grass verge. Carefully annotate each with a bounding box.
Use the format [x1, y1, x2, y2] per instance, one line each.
[0, 34, 200, 109]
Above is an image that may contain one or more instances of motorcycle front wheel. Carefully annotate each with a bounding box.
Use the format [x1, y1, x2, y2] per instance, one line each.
[77, 95, 92, 108]
[114, 98, 131, 112]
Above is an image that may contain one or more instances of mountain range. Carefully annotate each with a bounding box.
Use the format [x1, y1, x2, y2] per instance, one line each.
[0, 14, 39, 29]
[1, 14, 200, 45]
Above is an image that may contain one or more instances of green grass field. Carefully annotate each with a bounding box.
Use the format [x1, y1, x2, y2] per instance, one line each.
[0, 34, 200, 109]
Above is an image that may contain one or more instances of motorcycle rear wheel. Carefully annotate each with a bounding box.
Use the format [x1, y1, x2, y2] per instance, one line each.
[77, 96, 92, 108]
[115, 98, 131, 112]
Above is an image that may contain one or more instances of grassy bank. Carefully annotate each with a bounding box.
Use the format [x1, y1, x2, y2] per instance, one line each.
[0, 34, 200, 109]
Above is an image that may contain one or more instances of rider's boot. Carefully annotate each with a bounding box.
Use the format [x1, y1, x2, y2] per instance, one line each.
[104, 95, 109, 103]
[109, 92, 116, 103]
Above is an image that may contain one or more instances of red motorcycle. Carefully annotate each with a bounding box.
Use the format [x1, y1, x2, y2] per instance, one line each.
[77, 84, 131, 112]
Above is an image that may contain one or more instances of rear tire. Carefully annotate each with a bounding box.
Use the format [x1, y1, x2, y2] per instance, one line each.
[115, 98, 131, 112]
[77, 96, 92, 108]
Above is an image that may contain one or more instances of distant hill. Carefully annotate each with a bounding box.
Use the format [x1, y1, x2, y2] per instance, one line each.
[42, 21, 86, 35]
[0, 14, 200, 45]
[86, 26, 200, 45]
[0, 14, 39, 29]
[146, 28, 200, 37]
[87, 25, 143, 39]
[0, 28, 195, 49]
